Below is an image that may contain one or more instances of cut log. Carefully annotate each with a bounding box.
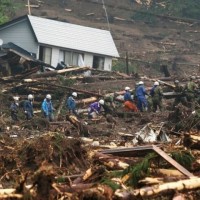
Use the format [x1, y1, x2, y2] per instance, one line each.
[135, 177, 200, 197]
[77, 97, 97, 105]
[152, 168, 184, 177]
[31, 66, 90, 78]
[94, 152, 129, 170]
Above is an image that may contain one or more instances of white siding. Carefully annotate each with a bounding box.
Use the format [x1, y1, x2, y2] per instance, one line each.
[104, 57, 112, 71]
[51, 47, 60, 67]
[84, 53, 93, 68]
[0, 19, 38, 54]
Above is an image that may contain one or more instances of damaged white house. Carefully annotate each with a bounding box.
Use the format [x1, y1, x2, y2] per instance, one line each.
[0, 15, 119, 70]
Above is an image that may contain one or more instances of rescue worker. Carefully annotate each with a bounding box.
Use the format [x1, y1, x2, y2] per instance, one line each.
[123, 86, 138, 112]
[23, 94, 34, 120]
[150, 81, 163, 112]
[136, 81, 148, 112]
[134, 82, 139, 105]
[42, 94, 55, 121]
[10, 96, 20, 121]
[66, 92, 78, 116]
[185, 76, 197, 108]
[102, 94, 116, 115]
[173, 80, 188, 109]
[88, 99, 104, 119]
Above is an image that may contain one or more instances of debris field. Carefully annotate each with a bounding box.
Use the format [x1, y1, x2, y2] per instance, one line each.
[1, 56, 200, 199]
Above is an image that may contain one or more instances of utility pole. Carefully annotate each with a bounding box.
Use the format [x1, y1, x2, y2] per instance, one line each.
[125, 52, 129, 75]
[27, 0, 31, 15]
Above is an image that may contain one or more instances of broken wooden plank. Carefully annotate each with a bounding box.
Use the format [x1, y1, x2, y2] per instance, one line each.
[152, 145, 195, 178]
[100, 145, 157, 157]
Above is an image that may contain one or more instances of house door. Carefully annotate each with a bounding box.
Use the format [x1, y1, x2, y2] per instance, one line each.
[92, 56, 105, 70]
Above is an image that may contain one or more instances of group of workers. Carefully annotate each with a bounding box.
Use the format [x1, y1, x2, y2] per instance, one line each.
[10, 76, 199, 122]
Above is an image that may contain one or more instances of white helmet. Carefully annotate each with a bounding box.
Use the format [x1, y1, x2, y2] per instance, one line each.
[125, 86, 130, 91]
[154, 81, 159, 86]
[46, 94, 51, 99]
[174, 80, 179, 84]
[28, 94, 34, 100]
[72, 92, 77, 97]
[99, 99, 105, 105]
[13, 96, 20, 101]
[139, 81, 144, 85]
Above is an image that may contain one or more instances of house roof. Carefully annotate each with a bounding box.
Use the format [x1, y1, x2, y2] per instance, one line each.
[25, 15, 119, 57]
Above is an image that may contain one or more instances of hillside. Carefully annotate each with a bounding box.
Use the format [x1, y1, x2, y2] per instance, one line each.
[4, 0, 200, 74]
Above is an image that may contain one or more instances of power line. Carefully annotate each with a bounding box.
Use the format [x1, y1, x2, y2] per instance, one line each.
[102, 0, 110, 31]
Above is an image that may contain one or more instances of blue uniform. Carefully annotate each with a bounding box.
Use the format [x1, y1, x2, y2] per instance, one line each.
[67, 96, 77, 115]
[136, 85, 148, 111]
[23, 100, 33, 120]
[124, 91, 132, 101]
[42, 99, 54, 121]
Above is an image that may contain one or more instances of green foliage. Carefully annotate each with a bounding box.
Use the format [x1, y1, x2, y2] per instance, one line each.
[112, 60, 138, 74]
[171, 151, 195, 170]
[57, 75, 76, 87]
[131, 0, 200, 21]
[109, 153, 157, 187]
[100, 178, 121, 191]
[0, 0, 14, 24]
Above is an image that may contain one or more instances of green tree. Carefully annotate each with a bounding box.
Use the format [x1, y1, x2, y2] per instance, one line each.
[0, 0, 15, 24]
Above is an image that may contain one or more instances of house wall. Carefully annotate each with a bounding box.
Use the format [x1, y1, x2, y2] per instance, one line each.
[104, 57, 112, 71]
[0, 19, 38, 55]
[83, 52, 112, 71]
[51, 47, 60, 67]
[84, 53, 93, 68]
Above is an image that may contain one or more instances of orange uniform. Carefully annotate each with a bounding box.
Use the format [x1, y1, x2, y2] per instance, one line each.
[124, 101, 138, 112]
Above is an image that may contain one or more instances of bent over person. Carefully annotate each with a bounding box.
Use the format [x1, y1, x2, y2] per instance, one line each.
[124, 86, 138, 112]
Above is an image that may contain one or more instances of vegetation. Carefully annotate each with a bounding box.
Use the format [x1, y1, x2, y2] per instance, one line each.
[0, 0, 19, 25]
[132, 0, 200, 22]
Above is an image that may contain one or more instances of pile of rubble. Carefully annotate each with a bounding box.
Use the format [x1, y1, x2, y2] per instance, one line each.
[1, 50, 200, 199]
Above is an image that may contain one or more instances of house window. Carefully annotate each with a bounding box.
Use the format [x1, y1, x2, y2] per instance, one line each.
[59, 50, 83, 66]
[93, 56, 105, 70]
[39, 46, 52, 64]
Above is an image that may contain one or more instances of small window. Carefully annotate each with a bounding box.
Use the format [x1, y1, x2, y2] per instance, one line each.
[93, 56, 105, 70]
[59, 50, 84, 66]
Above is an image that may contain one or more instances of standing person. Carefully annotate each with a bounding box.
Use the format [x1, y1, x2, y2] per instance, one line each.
[88, 100, 104, 119]
[123, 86, 138, 112]
[150, 81, 163, 112]
[66, 92, 78, 116]
[23, 94, 34, 120]
[173, 80, 188, 109]
[136, 81, 148, 112]
[10, 96, 20, 121]
[42, 94, 55, 122]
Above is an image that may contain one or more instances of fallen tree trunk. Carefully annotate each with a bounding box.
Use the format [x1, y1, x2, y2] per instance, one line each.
[134, 177, 200, 197]
[77, 97, 97, 105]
[94, 152, 129, 170]
[31, 66, 90, 78]
[43, 83, 103, 97]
